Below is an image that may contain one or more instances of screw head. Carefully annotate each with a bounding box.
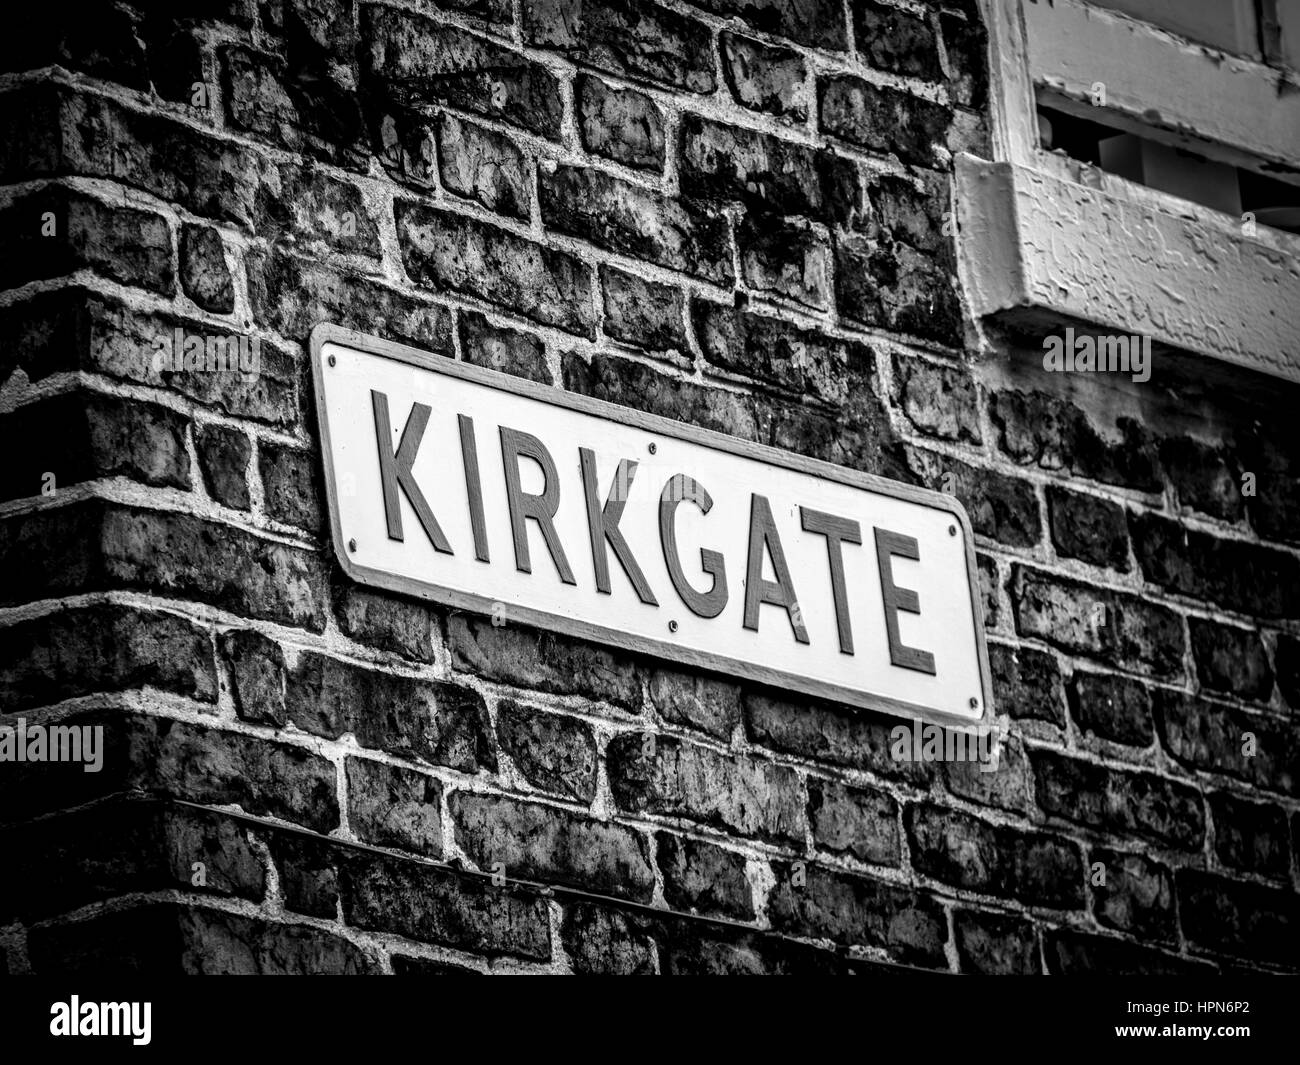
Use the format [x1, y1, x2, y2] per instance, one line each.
[948, 525, 957, 536]
[668, 619, 678, 633]
[648, 442, 657, 454]
[969, 697, 979, 709]
[328, 354, 337, 367]
[348, 538, 357, 552]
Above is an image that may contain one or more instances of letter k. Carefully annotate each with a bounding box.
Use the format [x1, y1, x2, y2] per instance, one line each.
[371, 390, 453, 553]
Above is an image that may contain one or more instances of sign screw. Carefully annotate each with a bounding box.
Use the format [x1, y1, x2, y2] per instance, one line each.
[948, 525, 957, 536]
[348, 538, 357, 552]
[648, 442, 657, 454]
[969, 697, 979, 709]
[668, 619, 678, 633]
[328, 354, 337, 367]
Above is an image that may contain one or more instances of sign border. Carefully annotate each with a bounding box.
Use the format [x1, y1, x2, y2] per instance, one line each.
[309, 322, 995, 729]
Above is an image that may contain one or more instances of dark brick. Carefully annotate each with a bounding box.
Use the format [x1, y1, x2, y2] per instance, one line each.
[908, 450, 1040, 548]
[450, 791, 654, 902]
[1012, 566, 1185, 680]
[179, 224, 235, 313]
[689, 0, 847, 50]
[853, 1, 943, 79]
[1189, 617, 1274, 701]
[977, 553, 1000, 630]
[258, 441, 322, 534]
[869, 170, 953, 257]
[1209, 792, 1290, 879]
[346, 757, 442, 856]
[907, 803, 1083, 907]
[646, 668, 741, 741]
[448, 613, 643, 710]
[656, 832, 754, 919]
[1278, 633, 1300, 710]
[265, 832, 339, 918]
[0, 3, 150, 86]
[1068, 671, 1154, 747]
[285, 651, 496, 773]
[540, 164, 732, 283]
[458, 310, 551, 384]
[332, 585, 437, 663]
[954, 911, 1039, 974]
[942, 734, 1036, 816]
[524, 0, 715, 92]
[1159, 436, 1245, 523]
[194, 423, 251, 510]
[0, 185, 174, 295]
[1130, 512, 1300, 618]
[1238, 424, 1300, 544]
[496, 700, 598, 802]
[600, 266, 688, 356]
[608, 731, 806, 844]
[266, 164, 382, 256]
[940, 10, 988, 109]
[1178, 869, 1300, 967]
[819, 75, 951, 168]
[892, 355, 980, 443]
[578, 75, 666, 171]
[767, 861, 947, 967]
[1047, 486, 1130, 572]
[395, 200, 595, 336]
[737, 214, 832, 310]
[1156, 690, 1297, 796]
[1045, 928, 1212, 975]
[391, 956, 483, 975]
[990, 392, 1161, 492]
[220, 628, 287, 727]
[361, 5, 562, 139]
[720, 32, 808, 120]
[835, 232, 961, 345]
[1029, 748, 1204, 849]
[437, 114, 529, 221]
[561, 902, 656, 974]
[1090, 848, 1176, 942]
[808, 779, 900, 865]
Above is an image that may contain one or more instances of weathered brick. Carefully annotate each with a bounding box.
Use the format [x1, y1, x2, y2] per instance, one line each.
[1029, 748, 1204, 849]
[808, 778, 900, 865]
[0, 3, 151, 85]
[767, 861, 947, 967]
[258, 441, 322, 535]
[647, 668, 740, 741]
[267, 163, 382, 256]
[819, 75, 951, 168]
[977, 552, 1000, 629]
[940, 9, 988, 109]
[450, 791, 655, 902]
[220, 628, 287, 727]
[1237, 424, 1300, 545]
[656, 832, 754, 919]
[1209, 792, 1290, 880]
[437, 114, 529, 221]
[1045, 928, 1212, 975]
[600, 266, 689, 356]
[1012, 566, 1185, 680]
[680, 114, 858, 225]
[194, 423, 251, 510]
[1189, 617, 1274, 701]
[1047, 486, 1131, 572]
[362, 4, 562, 139]
[745, 689, 936, 785]
[990, 392, 1161, 492]
[1155, 690, 1297, 796]
[608, 731, 806, 844]
[835, 233, 961, 345]
[448, 613, 643, 710]
[561, 902, 656, 974]
[265, 831, 340, 919]
[907, 802, 1083, 907]
[395, 200, 595, 336]
[1277, 633, 1300, 710]
[332, 585, 438, 663]
[908, 450, 1041, 548]
[347, 757, 442, 856]
[1129, 512, 1300, 619]
[179, 224, 235, 313]
[854, 1, 943, 79]
[690, 0, 847, 50]
[540, 164, 732, 283]
[0, 390, 190, 503]
[720, 32, 808, 120]
[496, 700, 598, 802]
[248, 246, 454, 352]
[391, 956, 482, 975]
[458, 310, 551, 384]
[0, 185, 173, 295]
[341, 847, 551, 958]
[285, 651, 496, 773]
[954, 910, 1039, 974]
[1178, 869, 1300, 967]
[737, 214, 832, 310]
[524, 0, 714, 93]
[942, 733, 1036, 816]
[892, 355, 980, 443]
[1068, 671, 1154, 747]
[0, 603, 216, 713]
[1159, 436, 1245, 524]
[1090, 848, 1176, 943]
[577, 75, 666, 172]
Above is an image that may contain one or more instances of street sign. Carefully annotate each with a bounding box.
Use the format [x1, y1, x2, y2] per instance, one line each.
[310, 324, 994, 726]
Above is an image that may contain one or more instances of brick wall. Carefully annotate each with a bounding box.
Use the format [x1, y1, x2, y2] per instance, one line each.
[0, 0, 1296, 975]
